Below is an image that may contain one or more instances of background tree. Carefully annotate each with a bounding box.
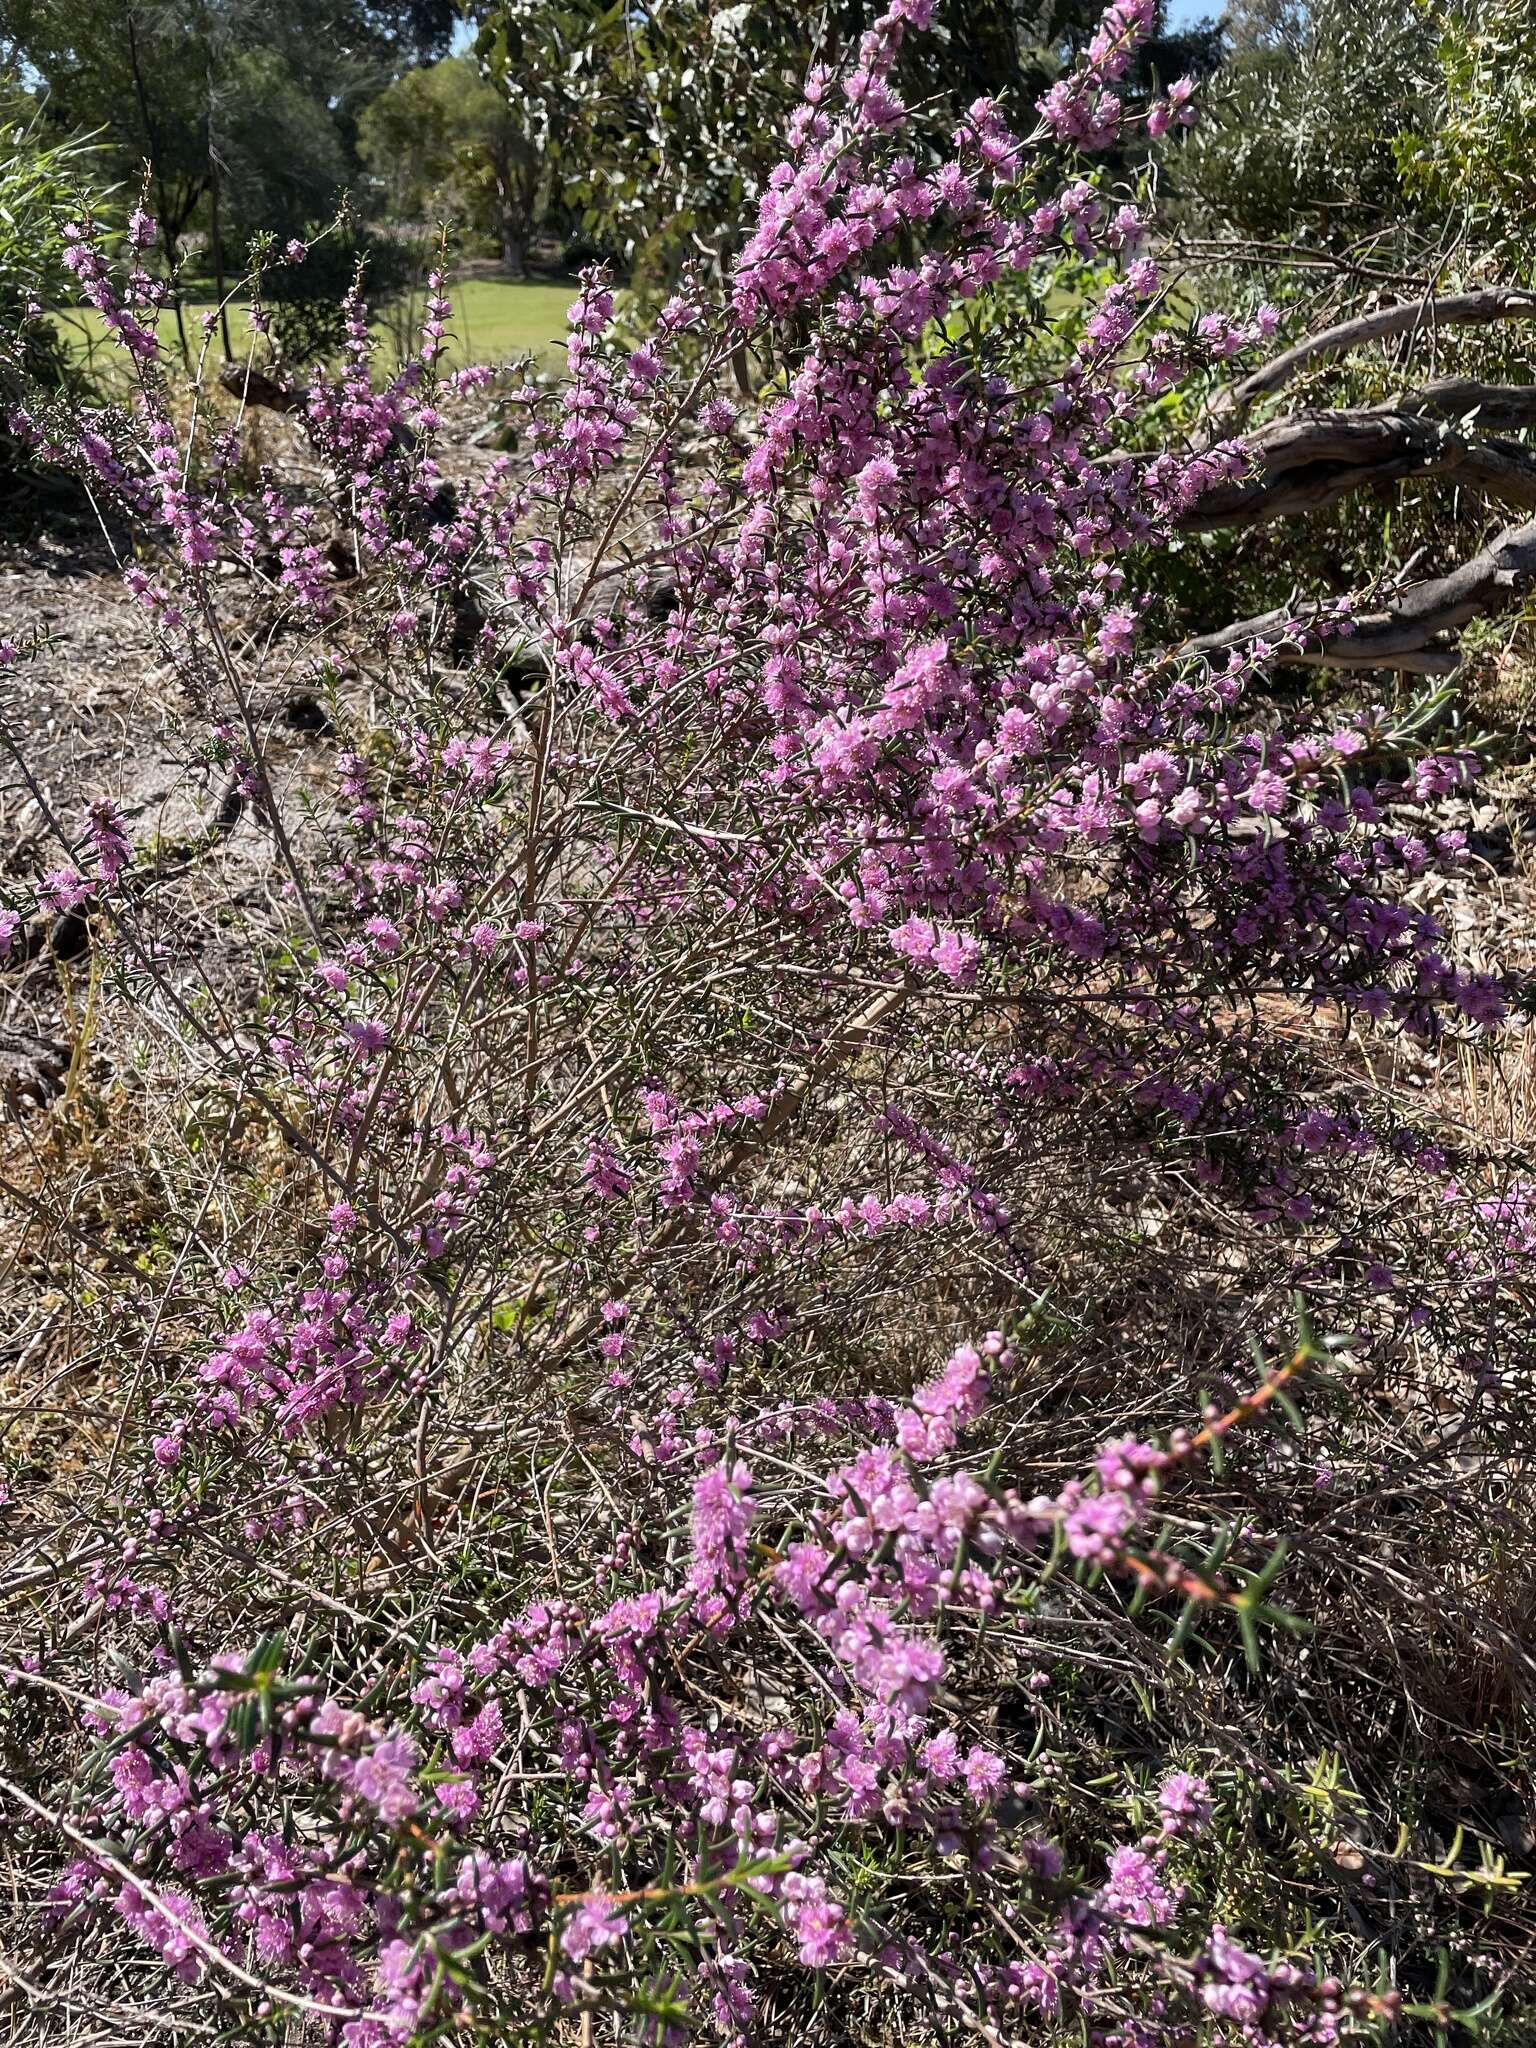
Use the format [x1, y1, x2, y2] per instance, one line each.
[358, 53, 544, 274]
[1173, 0, 1439, 263]
[0, 0, 212, 352]
[1396, 0, 1536, 288]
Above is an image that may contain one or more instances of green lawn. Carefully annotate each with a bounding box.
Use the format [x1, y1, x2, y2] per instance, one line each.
[56, 276, 580, 377]
[412, 277, 578, 368]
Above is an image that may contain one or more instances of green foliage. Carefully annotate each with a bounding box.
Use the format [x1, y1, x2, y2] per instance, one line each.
[358, 54, 542, 272]
[0, 0, 212, 262]
[0, 72, 99, 386]
[0, 71, 105, 527]
[469, 0, 1214, 293]
[1175, 0, 1438, 255]
[1396, 0, 1536, 283]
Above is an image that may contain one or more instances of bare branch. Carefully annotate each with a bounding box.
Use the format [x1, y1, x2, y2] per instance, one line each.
[1178, 408, 1536, 531]
[1222, 289, 1536, 414]
[1185, 513, 1536, 675]
[1400, 379, 1536, 431]
[1453, 437, 1536, 512]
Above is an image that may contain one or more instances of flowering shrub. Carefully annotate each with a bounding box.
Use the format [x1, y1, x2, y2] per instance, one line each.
[2, 2, 1532, 2042]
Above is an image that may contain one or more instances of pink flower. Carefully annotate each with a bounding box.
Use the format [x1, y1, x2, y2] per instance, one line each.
[560, 1892, 628, 1961]
[39, 867, 93, 914]
[1158, 1771, 1213, 1836]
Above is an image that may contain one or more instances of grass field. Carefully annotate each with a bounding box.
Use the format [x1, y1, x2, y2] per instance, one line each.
[56, 275, 581, 376]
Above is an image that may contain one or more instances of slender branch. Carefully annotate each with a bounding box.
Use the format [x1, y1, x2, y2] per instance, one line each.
[1222, 289, 1536, 414]
[0, 1774, 364, 2023]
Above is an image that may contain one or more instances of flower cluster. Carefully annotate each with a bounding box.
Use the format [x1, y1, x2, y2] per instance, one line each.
[43, 1346, 1362, 2043]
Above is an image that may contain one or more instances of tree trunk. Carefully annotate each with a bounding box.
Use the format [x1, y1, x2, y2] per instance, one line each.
[501, 229, 527, 278]
[206, 43, 233, 362]
[492, 160, 528, 277]
[125, 4, 190, 369]
[207, 151, 234, 360]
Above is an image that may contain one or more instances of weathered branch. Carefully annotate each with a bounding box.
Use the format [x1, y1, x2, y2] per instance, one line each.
[1178, 407, 1536, 532]
[1400, 379, 1536, 430]
[1223, 290, 1536, 413]
[1185, 514, 1536, 675]
[1454, 437, 1536, 512]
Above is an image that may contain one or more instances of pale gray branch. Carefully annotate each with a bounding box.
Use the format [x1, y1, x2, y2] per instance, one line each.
[1224, 290, 1536, 413]
[1400, 379, 1536, 430]
[1185, 514, 1536, 675]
